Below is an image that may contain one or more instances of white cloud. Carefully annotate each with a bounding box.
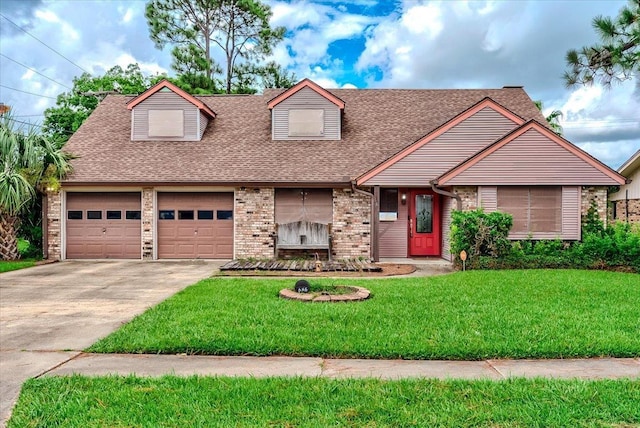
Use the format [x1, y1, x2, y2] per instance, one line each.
[121, 7, 135, 24]
[400, 3, 443, 38]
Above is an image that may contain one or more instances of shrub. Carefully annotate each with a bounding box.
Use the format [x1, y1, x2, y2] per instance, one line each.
[450, 209, 512, 261]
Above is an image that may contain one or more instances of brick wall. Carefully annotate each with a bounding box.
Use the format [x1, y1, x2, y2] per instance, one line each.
[234, 187, 275, 259]
[612, 199, 640, 224]
[47, 191, 61, 260]
[142, 188, 154, 259]
[454, 186, 478, 210]
[332, 188, 371, 259]
[581, 186, 608, 224]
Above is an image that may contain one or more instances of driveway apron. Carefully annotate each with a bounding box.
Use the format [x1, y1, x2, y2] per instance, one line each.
[0, 260, 218, 426]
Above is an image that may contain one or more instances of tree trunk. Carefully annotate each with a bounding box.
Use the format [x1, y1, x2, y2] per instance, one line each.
[0, 211, 20, 260]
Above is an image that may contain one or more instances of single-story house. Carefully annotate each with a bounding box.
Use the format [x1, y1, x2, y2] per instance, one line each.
[609, 149, 640, 224]
[44, 78, 626, 261]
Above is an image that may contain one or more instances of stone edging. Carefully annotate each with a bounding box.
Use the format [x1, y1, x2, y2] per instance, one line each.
[279, 286, 371, 302]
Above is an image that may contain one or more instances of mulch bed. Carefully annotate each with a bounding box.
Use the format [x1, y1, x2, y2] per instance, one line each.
[218, 261, 416, 277]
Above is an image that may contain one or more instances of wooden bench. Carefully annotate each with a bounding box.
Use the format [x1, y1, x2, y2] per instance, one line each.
[274, 221, 332, 261]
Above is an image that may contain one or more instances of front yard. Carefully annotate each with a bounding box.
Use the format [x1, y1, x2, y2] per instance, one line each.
[9, 376, 640, 427]
[88, 270, 640, 360]
[0, 260, 35, 273]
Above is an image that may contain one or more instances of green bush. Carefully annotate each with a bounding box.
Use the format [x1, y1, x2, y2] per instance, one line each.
[450, 209, 512, 261]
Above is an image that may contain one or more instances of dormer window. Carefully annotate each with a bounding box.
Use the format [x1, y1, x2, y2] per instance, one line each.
[148, 110, 184, 138]
[288, 109, 324, 137]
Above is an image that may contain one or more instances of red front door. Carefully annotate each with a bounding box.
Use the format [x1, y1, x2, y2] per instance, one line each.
[408, 190, 441, 256]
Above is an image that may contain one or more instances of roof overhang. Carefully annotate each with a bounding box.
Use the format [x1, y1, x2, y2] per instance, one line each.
[617, 149, 640, 177]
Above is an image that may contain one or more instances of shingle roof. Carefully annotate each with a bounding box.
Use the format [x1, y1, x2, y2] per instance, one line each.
[62, 87, 546, 185]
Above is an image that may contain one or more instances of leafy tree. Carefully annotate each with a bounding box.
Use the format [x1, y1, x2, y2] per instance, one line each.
[258, 61, 297, 89]
[564, 0, 639, 87]
[145, 0, 285, 93]
[534, 100, 564, 136]
[0, 115, 73, 260]
[43, 64, 153, 144]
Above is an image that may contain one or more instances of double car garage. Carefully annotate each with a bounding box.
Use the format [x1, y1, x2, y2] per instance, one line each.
[65, 192, 233, 259]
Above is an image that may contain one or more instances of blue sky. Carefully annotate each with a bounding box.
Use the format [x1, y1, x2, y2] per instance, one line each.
[0, 0, 638, 169]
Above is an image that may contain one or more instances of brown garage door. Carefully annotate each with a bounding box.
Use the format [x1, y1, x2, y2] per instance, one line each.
[157, 192, 233, 259]
[66, 192, 141, 259]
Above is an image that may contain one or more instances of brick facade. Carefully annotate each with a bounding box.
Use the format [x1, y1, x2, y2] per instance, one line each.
[581, 186, 608, 224]
[331, 188, 371, 259]
[611, 199, 640, 224]
[46, 191, 61, 260]
[234, 187, 275, 259]
[142, 188, 154, 259]
[454, 186, 478, 210]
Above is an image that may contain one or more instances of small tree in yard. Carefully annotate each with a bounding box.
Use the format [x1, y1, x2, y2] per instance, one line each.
[0, 116, 73, 260]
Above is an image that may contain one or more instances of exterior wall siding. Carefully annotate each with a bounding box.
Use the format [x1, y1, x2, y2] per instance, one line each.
[365, 108, 518, 186]
[445, 129, 618, 185]
[142, 187, 154, 259]
[234, 187, 275, 259]
[47, 191, 62, 260]
[610, 167, 640, 201]
[272, 87, 341, 140]
[581, 186, 608, 224]
[562, 186, 581, 240]
[379, 195, 408, 258]
[132, 92, 201, 141]
[332, 188, 371, 259]
[441, 196, 453, 261]
[478, 186, 497, 211]
[198, 111, 209, 139]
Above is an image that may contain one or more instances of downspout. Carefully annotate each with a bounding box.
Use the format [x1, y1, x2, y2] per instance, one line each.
[351, 181, 379, 262]
[625, 189, 629, 223]
[430, 180, 462, 211]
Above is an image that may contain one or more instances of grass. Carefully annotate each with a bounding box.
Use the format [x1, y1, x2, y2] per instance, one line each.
[9, 376, 640, 427]
[88, 270, 640, 360]
[0, 260, 36, 273]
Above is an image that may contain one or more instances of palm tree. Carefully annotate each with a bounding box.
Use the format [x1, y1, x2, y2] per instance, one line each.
[534, 100, 564, 136]
[0, 116, 73, 260]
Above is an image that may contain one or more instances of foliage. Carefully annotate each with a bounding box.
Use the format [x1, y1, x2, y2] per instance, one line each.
[43, 64, 154, 144]
[582, 199, 606, 236]
[0, 115, 72, 260]
[10, 376, 640, 427]
[450, 209, 513, 260]
[145, 0, 286, 94]
[469, 222, 640, 273]
[564, 0, 640, 87]
[534, 100, 564, 135]
[88, 271, 640, 360]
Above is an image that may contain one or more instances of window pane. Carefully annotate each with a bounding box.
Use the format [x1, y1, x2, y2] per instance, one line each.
[415, 195, 432, 233]
[87, 211, 102, 220]
[530, 187, 561, 233]
[288, 109, 324, 137]
[217, 210, 233, 220]
[159, 210, 175, 220]
[198, 210, 214, 220]
[106, 210, 122, 220]
[126, 210, 141, 220]
[380, 188, 398, 213]
[67, 211, 83, 220]
[178, 210, 194, 220]
[497, 187, 528, 234]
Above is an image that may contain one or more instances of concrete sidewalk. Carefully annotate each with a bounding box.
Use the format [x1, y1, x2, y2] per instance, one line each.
[42, 353, 640, 380]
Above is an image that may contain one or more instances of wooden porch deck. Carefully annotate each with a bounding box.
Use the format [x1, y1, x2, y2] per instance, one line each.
[220, 259, 382, 272]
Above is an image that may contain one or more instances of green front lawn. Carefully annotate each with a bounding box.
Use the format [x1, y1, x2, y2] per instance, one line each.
[88, 270, 640, 359]
[0, 260, 36, 273]
[9, 376, 640, 427]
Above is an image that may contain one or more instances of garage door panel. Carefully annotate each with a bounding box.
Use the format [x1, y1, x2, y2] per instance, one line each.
[157, 192, 233, 259]
[66, 192, 141, 259]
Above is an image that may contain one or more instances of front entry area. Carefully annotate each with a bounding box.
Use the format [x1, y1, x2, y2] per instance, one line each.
[66, 192, 142, 259]
[157, 192, 233, 259]
[408, 190, 441, 256]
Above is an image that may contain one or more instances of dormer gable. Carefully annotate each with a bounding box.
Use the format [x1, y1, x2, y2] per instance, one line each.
[127, 79, 216, 142]
[268, 79, 345, 141]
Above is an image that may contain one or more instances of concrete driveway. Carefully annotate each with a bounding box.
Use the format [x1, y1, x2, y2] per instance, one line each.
[0, 260, 219, 426]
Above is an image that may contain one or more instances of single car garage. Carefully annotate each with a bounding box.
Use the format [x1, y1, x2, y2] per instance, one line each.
[66, 192, 142, 259]
[157, 192, 233, 259]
